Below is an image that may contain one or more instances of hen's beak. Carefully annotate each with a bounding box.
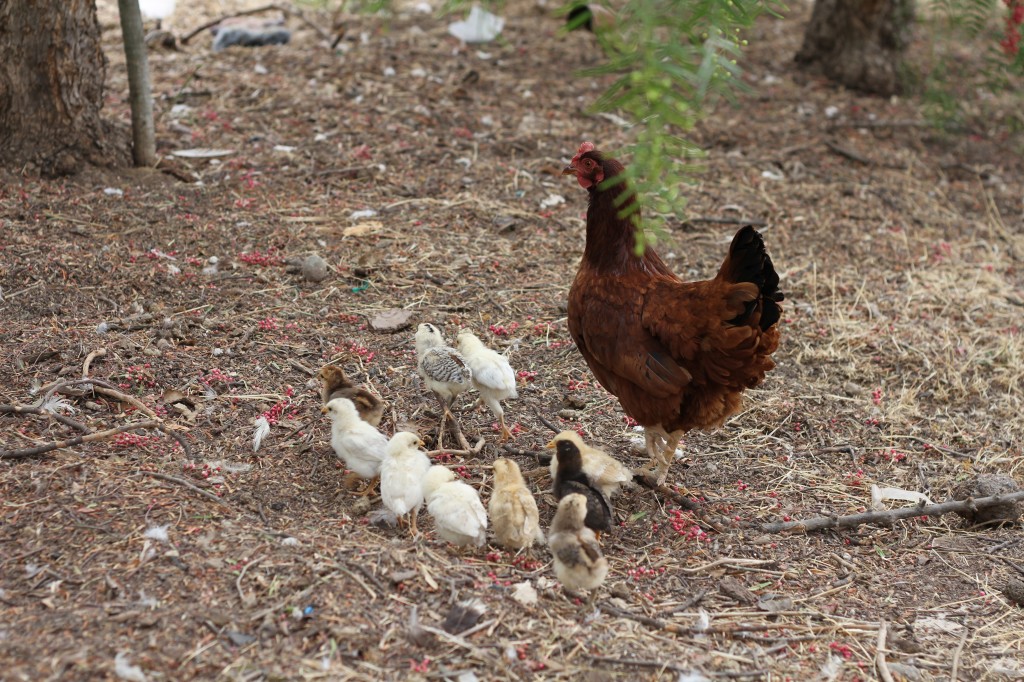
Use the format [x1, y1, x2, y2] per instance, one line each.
[562, 164, 577, 176]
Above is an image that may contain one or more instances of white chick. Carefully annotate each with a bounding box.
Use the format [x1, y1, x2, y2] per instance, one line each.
[422, 465, 487, 548]
[380, 432, 432, 535]
[548, 493, 608, 596]
[547, 430, 634, 499]
[456, 329, 518, 441]
[416, 323, 473, 448]
[489, 458, 543, 551]
[323, 397, 388, 494]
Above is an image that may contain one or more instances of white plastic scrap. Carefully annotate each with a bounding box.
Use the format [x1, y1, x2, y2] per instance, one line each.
[870, 484, 933, 511]
[511, 580, 538, 607]
[447, 6, 505, 43]
[104, 188, 125, 197]
[252, 416, 271, 452]
[114, 653, 148, 682]
[350, 209, 378, 220]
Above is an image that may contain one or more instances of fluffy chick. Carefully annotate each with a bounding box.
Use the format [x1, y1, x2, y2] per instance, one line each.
[548, 493, 609, 595]
[547, 431, 633, 498]
[548, 436, 613, 537]
[488, 458, 543, 551]
[323, 397, 388, 494]
[456, 329, 518, 441]
[422, 465, 488, 548]
[380, 432, 432, 536]
[415, 323, 473, 447]
[318, 365, 385, 427]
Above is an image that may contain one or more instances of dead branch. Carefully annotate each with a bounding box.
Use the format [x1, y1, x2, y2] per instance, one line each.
[0, 403, 90, 433]
[426, 438, 485, 458]
[534, 409, 561, 434]
[181, 3, 331, 45]
[876, 619, 894, 682]
[761, 490, 1024, 534]
[82, 347, 107, 377]
[42, 377, 161, 420]
[140, 470, 229, 506]
[0, 420, 159, 459]
[633, 475, 700, 511]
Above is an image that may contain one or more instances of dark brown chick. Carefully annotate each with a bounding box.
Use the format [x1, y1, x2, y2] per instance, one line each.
[318, 365, 385, 427]
[548, 437, 612, 537]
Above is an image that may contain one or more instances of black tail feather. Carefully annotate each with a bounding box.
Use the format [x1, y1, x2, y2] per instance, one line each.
[723, 225, 784, 330]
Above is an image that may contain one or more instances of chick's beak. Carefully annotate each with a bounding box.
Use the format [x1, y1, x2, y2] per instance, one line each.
[417, 439, 426, 448]
[562, 164, 578, 176]
[545, 440, 556, 449]
[320, 406, 328, 415]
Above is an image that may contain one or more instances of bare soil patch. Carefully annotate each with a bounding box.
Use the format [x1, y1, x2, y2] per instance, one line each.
[2, 2, 1023, 680]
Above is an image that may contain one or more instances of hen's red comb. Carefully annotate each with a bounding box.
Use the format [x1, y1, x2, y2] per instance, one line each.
[571, 141, 596, 165]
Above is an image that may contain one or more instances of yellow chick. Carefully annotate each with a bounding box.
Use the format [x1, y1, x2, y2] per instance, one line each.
[319, 365, 385, 427]
[548, 493, 608, 596]
[422, 465, 488, 548]
[488, 458, 543, 551]
[456, 329, 518, 441]
[322, 397, 388, 494]
[547, 431, 634, 499]
[380, 432, 431, 535]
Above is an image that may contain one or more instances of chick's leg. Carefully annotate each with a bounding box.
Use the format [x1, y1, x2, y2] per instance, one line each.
[355, 475, 379, 497]
[410, 508, 420, 537]
[432, 391, 450, 450]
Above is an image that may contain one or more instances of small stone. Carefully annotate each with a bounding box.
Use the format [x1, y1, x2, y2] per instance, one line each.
[1003, 577, 1024, 607]
[370, 308, 414, 332]
[953, 474, 1022, 526]
[301, 254, 329, 282]
[143, 347, 161, 357]
[156, 338, 173, 350]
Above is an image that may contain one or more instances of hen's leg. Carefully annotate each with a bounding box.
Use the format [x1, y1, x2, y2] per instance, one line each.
[650, 430, 685, 486]
[638, 426, 670, 480]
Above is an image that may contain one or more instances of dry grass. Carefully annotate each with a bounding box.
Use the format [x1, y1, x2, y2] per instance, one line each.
[1, 1, 1023, 680]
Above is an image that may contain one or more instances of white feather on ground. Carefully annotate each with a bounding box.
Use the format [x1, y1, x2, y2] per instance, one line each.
[422, 465, 487, 547]
[456, 329, 518, 439]
[380, 432, 432, 530]
[323, 398, 388, 479]
[252, 416, 271, 452]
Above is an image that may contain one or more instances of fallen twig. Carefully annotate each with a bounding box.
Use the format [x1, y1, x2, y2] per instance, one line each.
[181, 3, 331, 45]
[426, 438, 485, 458]
[633, 475, 700, 511]
[534, 409, 561, 434]
[0, 403, 90, 433]
[140, 470, 230, 506]
[876, 619, 894, 682]
[236, 556, 263, 604]
[0, 419, 160, 459]
[761, 491, 1024, 534]
[82, 347, 107, 378]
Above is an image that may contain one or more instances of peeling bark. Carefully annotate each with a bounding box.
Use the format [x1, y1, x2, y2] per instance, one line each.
[0, 0, 128, 175]
[795, 0, 916, 96]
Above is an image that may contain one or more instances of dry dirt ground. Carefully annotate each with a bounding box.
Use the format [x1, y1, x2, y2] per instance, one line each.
[2, 1, 1024, 680]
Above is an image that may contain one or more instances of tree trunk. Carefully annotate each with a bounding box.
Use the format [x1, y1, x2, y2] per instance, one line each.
[795, 0, 915, 96]
[118, 0, 156, 167]
[0, 0, 128, 175]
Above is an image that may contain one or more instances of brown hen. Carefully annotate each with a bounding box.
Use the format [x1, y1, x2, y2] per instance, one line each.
[562, 141, 783, 485]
